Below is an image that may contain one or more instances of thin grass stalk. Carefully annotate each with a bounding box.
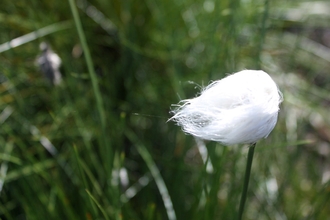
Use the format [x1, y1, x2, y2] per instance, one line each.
[73, 145, 98, 217]
[237, 143, 256, 220]
[255, 0, 269, 68]
[67, 0, 111, 168]
[85, 189, 110, 220]
[126, 130, 177, 220]
[136, 143, 177, 220]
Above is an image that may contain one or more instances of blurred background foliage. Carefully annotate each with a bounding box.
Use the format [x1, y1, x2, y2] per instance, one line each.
[0, 0, 330, 219]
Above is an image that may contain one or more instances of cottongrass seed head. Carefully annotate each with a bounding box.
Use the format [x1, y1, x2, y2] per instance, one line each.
[170, 70, 283, 146]
[37, 42, 62, 86]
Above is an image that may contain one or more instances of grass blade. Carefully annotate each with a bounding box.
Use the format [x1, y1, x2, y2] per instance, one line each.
[0, 21, 71, 53]
[67, 0, 111, 170]
[126, 129, 177, 220]
[85, 189, 110, 220]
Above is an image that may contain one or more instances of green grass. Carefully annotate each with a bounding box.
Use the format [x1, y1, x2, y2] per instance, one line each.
[1, 0, 330, 219]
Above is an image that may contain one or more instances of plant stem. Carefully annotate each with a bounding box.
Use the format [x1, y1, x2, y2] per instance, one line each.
[68, 0, 106, 130]
[68, 0, 112, 171]
[238, 143, 256, 220]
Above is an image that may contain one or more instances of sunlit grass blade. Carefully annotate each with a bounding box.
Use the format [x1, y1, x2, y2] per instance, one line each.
[85, 189, 110, 220]
[76, 0, 117, 36]
[120, 172, 152, 203]
[0, 142, 14, 194]
[4, 159, 55, 183]
[125, 129, 177, 220]
[0, 21, 72, 53]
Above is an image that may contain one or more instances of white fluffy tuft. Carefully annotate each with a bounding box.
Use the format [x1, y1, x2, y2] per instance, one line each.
[170, 70, 283, 145]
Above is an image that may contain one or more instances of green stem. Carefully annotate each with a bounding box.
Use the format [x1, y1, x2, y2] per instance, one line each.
[68, 0, 106, 129]
[238, 143, 256, 220]
[68, 0, 112, 170]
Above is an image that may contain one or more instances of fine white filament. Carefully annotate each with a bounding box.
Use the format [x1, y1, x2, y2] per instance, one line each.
[170, 70, 283, 146]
